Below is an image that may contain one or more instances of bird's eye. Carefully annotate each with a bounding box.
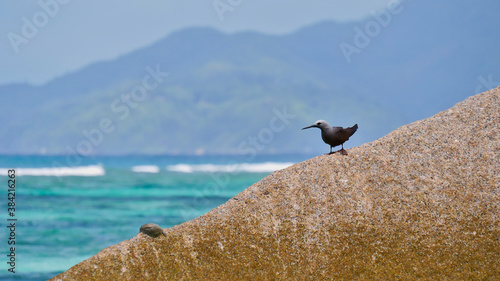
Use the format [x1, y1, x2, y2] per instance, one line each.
[317, 122, 321, 125]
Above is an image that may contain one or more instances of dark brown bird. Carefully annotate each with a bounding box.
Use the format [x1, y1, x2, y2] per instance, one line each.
[302, 120, 358, 155]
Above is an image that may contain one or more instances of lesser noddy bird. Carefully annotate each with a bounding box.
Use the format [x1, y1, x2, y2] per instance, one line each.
[302, 120, 358, 155]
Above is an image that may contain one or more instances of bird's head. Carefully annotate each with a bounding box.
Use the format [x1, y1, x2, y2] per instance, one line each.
[302, 120, 330, 130]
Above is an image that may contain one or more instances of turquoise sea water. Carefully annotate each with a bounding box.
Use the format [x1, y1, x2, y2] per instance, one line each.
[0, 154, 309, 280]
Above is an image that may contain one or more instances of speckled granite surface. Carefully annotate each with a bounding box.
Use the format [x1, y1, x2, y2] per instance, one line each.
[51, 87, 499, 280]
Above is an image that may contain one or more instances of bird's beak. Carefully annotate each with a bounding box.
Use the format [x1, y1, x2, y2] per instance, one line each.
[302, 124, 317, 130]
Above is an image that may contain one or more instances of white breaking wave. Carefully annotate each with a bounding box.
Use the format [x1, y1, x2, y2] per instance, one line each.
[0, 165, 105, 177]
[166, 162, 294, 173]
[132, 165, 160, 173]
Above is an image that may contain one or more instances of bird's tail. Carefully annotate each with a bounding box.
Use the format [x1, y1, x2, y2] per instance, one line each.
[349, 124, 358, 136]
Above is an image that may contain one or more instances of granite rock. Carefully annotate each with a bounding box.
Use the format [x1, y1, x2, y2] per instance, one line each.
[51, 87, 499, 280]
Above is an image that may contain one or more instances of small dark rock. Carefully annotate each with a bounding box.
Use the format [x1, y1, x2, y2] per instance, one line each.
[139, 223, 165, 238]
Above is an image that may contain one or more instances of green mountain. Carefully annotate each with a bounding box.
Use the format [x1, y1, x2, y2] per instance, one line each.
[2, 0, 499, 155]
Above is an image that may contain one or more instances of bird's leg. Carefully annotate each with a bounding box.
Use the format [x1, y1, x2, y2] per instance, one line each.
[327, 146, 334, 155]
[339, 144, 348, 155]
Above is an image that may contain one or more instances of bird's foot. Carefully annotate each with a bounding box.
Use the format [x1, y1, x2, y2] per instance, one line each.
[326, 149, 348, 155]
[337, 149, 348, 156]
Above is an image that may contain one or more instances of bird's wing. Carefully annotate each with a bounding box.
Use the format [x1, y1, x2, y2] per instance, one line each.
[346, 124, 358, 137]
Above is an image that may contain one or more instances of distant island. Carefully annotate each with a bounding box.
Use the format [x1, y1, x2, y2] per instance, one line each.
[2, 0, 500, 155]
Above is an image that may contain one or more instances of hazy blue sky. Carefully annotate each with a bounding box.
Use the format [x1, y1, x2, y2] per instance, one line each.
[0, 0, 390, 85]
